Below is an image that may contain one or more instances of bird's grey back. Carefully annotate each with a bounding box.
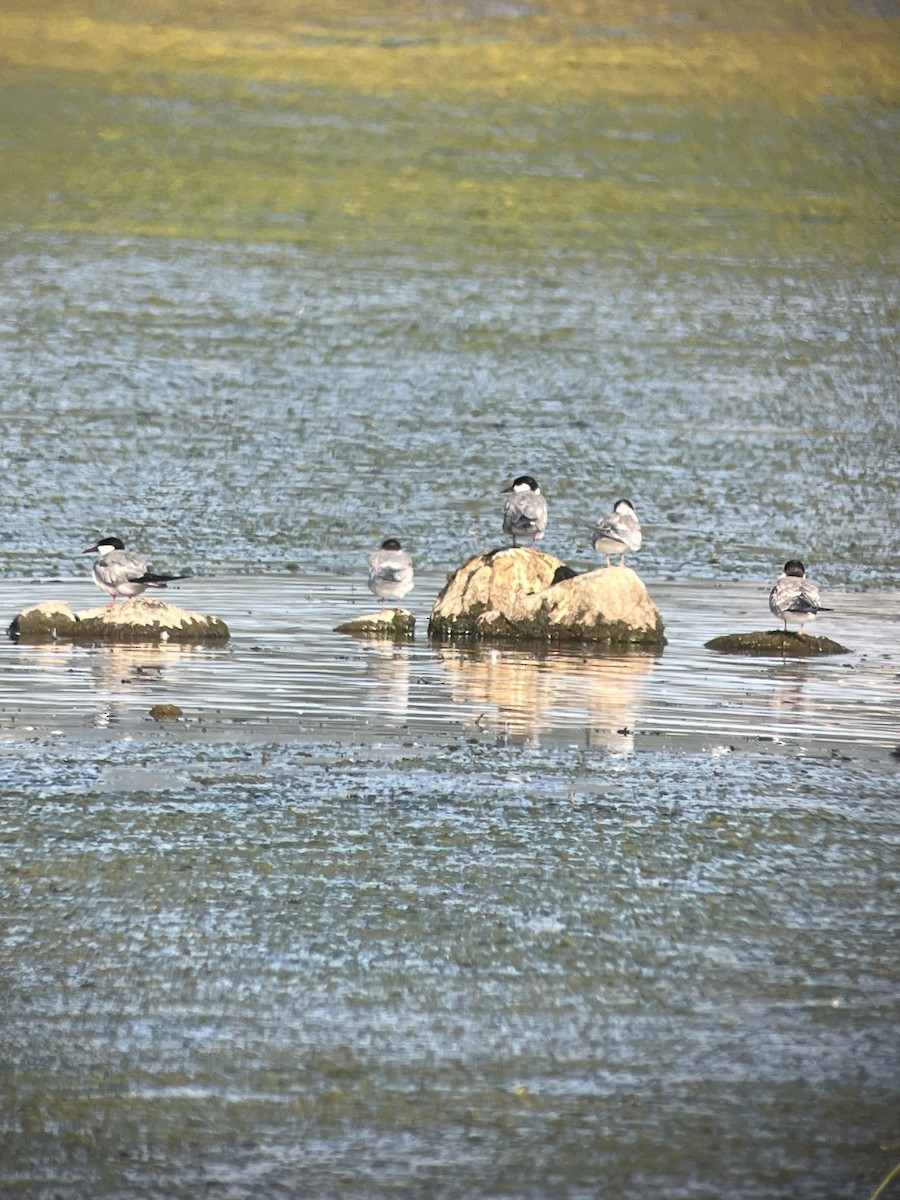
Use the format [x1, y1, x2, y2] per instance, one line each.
[503, 491, 548, 535]
[95, 548, 149, 587]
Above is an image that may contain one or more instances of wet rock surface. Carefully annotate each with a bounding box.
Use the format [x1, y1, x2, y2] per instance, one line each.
[335, 609, 415, 639]
[428, 548, 666, 646]
[705, 630, 849, 656]
[8, 597, 230, 644]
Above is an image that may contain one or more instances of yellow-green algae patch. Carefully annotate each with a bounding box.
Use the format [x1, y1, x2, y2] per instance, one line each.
[0, 0, 896, 259]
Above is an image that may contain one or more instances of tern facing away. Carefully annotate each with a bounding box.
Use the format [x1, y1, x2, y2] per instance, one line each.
[591, 499, 642, 567]
[368, 539, 415, 610]
[502, 476, 548, 550]
[768, 560, 830, 635]
[83, 537, 189, 606]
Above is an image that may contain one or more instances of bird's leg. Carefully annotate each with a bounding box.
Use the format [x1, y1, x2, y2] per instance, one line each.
[605, 554, 611, 568]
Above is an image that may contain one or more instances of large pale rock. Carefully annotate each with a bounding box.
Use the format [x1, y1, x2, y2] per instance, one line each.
[8, 597, 229, 644]
[429, 548, 665, 646]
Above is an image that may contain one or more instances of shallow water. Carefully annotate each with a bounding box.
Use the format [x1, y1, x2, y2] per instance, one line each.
[1, 236, 897, 589]
[1, 1, 899, 1195]
[1, 731, 899, 1199]
[1, 574, 899, 751]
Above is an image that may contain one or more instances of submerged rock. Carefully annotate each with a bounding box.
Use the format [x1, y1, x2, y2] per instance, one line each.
[8, 597, 230, 644]
[335, 609, 415, 639]
[705, 630, 849, 657]
[428, 548, 665, 646]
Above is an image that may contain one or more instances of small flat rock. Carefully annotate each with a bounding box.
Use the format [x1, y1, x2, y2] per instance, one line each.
[705, 630, 849, 657]
[428, 548, 665, 646]
[335, 609, 415, 639]
[8, 597, 230, 644]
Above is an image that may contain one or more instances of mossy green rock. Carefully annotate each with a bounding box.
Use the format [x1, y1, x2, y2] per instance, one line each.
[335, 609, 415, 639]
[8, 597, 230, 644]
[705, 630, 849, 657]
[429, 549, 665, 647]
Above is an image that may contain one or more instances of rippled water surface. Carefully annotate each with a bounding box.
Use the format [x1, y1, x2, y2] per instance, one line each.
[1, 574, 899, 750]
[1, 1, 898, 1196]
[1, 731, 899, 1199]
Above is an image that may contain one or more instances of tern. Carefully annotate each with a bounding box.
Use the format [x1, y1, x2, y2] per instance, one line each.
[83, 537, 189, 607]
[502, 475, 548, 550]
[368, 539, 415, 610]
[591, 499, 642, 567]
[768, 560, 831, 635]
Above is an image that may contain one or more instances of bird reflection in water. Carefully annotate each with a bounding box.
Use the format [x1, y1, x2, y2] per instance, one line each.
[767, 659, 814, 724]
[361, 642, 412, 720]
[437, 644, 658, 749]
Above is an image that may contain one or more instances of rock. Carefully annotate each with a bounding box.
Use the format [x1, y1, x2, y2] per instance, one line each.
[6, 600, 78, 641]
[428, 548, 666, 646]
[705, 630, 849, 657]
[335, 609, 415, 639]
[150, 703, 183, 721]
[8, 597, 230, 644]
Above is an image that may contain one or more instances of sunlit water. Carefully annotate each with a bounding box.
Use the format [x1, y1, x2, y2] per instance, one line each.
[1, 1, 898, 1195]
[1, 236, 897, 588]
[1, 574, 898, 751]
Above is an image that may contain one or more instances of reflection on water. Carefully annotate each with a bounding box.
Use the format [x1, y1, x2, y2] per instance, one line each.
[86, 644, 207, 728]
[2, 578, 897, 749]
[767, 660, 814, 721]
[11, 641, 217, 729]
[438, 644, 658, 749]
[361, 642, 412, 722]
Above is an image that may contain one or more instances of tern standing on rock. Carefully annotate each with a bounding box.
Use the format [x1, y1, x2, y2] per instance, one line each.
[83, 537, 189, 606]
[591, 499, 642, 567]
[769, 560, 830, 635]
[368, 539, 414, 610]
[502, 475, 548, 550]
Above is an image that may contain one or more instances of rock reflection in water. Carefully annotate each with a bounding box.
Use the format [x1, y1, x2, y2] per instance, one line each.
[437, 645, 659, 748]
[87, 645, 204, 727]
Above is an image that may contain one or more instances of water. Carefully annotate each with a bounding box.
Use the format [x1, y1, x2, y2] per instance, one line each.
[1, 735, 898, 1198]
[1, 575, 898, 749]
[1, 239, 897, 586]
[1, 1, 898, 1196]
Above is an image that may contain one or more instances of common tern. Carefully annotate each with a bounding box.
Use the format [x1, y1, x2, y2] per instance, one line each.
[591, 499, 642, 567]
[768, 560, 831, 635]
[83, 537, 189, 606]
[368, 539, 414, 610]
[502, 475, 548, 550]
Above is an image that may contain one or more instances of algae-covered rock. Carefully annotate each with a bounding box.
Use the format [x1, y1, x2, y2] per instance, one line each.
[6, 600, 79, 641]
[8, 596, 230, 644]
[705, 630, 849, 657]
[335, 609, 415, 639]
[150, 703, 184, 721]
[429, 548, 665, 646]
